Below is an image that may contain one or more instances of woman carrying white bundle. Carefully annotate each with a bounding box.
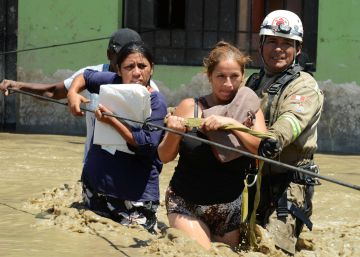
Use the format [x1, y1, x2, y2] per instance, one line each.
[67, 41, 167, 233]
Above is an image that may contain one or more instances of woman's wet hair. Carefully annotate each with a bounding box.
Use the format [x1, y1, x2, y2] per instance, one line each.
[203, 41, 251, 76]
[116, 41, 154, 68]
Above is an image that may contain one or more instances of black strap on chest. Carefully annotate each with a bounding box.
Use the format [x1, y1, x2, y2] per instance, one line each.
[192, 97, 201, 133]
[246, 64, 303, 95]
[246, 65, 303, 124]
[267, 65, 303, 95]
[245, 70, 263, 91]
[194, 97, 199, 118]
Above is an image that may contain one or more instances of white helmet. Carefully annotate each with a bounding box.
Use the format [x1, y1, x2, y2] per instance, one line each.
[259, 10, 303, 42]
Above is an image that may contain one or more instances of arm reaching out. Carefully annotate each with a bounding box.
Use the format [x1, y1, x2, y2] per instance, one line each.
[67, 74, 90, 116]
[0, 79, 67, 99]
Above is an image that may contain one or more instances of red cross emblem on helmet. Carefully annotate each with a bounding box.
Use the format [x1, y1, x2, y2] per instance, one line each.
[272, 17, 289, 26]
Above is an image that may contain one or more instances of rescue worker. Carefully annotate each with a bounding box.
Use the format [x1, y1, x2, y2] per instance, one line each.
[246, 10, 324, 254]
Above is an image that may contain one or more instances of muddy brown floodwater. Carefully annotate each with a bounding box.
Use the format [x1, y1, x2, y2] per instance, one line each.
[0, 132, 359, 257]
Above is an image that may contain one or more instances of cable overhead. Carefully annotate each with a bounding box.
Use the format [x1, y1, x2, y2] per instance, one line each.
[0, 28, 160, 56]
[0, 36, 110, 55]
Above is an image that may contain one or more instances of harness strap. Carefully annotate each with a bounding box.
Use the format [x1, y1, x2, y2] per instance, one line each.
[249, 160, 263, 247]
[276, 190, 289, 218]
[265, 94, 275, 125]
[192, 98, 200, 133]
[287, 201, 313, 231]
[241, 159, 258, 223]
[245, 71, 263, 91]
[193, 97, 199, 118]
[276, 187, 313, 231]
[241, 182, 249, 223]
[267, 65, 303, 96]
[241, 160, 264, 248]
[246, 65, 303, 125]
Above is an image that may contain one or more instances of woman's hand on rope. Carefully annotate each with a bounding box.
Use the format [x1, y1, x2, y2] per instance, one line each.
[165, 113, 187, 134]
[95, 104, 115, 125]
[0, 79, 17, 96]
[202, 115, 234, 131]
[67, 91, 90, 116]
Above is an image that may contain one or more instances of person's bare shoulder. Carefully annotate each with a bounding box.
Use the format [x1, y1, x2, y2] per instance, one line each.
[174, 98, 195, 118]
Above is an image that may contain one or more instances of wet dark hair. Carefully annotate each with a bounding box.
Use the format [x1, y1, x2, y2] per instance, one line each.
[116, 41, 154, 68]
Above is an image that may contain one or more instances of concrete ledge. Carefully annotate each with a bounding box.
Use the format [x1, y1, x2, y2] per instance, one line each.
[317, 81, 360, 153]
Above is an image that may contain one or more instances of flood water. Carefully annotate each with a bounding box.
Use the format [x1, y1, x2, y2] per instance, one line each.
[0, 132, 359, 257]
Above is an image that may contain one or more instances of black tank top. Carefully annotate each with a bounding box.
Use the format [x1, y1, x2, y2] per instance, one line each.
[169, 97, 250, 205]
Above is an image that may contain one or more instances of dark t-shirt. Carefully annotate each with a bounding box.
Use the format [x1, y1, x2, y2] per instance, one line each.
[170, 127, 251, 205]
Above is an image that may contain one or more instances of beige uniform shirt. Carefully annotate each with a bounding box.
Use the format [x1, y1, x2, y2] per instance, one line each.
[255, 71, 324, 171]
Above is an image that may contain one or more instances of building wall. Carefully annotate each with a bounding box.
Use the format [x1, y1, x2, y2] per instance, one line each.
[14, 0, 122, 135]
[315, 0, 360, 84]
[16, 0, 360, 88]
[17, 0, 121, 74]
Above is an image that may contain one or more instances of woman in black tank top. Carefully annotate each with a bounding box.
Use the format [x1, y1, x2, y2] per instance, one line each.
[158, 41, 267, 250]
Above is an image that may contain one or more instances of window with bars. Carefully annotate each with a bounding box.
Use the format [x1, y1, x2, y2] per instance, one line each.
[123, 0, 318, 71]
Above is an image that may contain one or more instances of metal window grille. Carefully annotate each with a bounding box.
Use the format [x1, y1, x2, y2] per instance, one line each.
[123, 0, 318, 70]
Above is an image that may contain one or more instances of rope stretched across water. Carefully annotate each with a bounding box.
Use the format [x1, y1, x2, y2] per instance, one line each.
[6, 88, 360, 191]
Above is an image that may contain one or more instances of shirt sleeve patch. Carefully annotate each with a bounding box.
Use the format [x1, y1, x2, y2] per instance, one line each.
[290, 95, 306, 101]
[291, 103, 305, 113]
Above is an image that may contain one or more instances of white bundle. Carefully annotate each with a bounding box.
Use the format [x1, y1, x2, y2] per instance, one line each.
[93, 84, 151, 155]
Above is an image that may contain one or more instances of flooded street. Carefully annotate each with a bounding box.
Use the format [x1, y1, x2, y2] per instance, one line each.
[0, 132, 359, 257]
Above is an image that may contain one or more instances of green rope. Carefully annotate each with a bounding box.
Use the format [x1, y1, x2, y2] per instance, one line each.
[183, 117, 275, 139]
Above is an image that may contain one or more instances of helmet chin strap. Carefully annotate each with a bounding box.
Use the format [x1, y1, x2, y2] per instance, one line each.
[260, 36, 282, 75]
[292, 40, 297, 67]
[259, 36, 270, 74]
